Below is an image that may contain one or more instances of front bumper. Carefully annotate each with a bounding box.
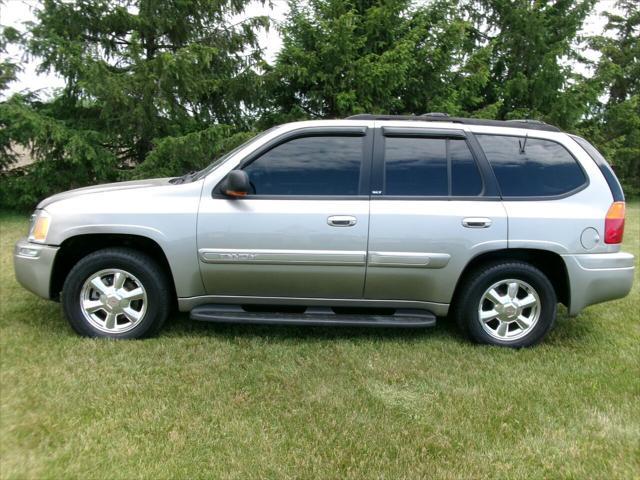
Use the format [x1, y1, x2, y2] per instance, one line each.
[562, 252, 635, 316]
[13, 237, 59, 300]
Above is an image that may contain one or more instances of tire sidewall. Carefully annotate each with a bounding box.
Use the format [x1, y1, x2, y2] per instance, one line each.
[460, 263, 557, 348]
[62, 249, 169, 339]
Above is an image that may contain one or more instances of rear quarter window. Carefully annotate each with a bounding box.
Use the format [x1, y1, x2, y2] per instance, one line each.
[570, 135, 624, 202]
[477, 134, 587, 197]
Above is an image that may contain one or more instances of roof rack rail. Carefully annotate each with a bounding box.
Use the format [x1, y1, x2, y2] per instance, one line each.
[345, 114, 561, 132]
[505, 119, 547, 125]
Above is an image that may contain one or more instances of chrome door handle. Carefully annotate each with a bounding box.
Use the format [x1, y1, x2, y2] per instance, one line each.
[328, 215, 357, 227]
[462, 217, 492, 228]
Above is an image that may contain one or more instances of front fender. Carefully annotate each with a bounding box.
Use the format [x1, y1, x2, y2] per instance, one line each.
[42, 181, 205, 297]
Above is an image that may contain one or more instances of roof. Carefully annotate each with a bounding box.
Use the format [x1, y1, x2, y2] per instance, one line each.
[345, 113, 562, 132]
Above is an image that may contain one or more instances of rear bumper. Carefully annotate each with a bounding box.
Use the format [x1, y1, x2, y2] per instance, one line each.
[562, 252, 635, 315]
[13, 238, 59, 300]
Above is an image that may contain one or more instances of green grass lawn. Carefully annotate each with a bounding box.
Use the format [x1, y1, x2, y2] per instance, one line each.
[1, 204, 639, 479]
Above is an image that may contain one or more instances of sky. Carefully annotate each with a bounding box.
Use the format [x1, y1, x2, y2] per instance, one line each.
[0, 0, 617, 99]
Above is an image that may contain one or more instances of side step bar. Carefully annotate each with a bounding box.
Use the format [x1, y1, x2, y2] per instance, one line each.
[190, 305, 436, 328]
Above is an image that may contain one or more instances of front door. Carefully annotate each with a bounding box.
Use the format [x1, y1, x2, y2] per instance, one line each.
[197, 127, 373, 299]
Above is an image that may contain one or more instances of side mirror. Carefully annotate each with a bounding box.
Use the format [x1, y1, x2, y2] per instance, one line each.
[220, 170, 251, 198]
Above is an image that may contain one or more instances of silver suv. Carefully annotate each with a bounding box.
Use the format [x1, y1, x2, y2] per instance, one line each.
[13, 114, 635, 347]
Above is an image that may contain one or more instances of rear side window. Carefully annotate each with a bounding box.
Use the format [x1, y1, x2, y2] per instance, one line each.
[477, 135, 586, 197]
[243, 135, 363, 195]
[385, 137, 448, 196]
[384, 137, 482, 196]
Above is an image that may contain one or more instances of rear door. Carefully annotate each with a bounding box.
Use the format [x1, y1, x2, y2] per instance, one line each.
[364, 124, 508, 306]
[197, 126, 374, 299]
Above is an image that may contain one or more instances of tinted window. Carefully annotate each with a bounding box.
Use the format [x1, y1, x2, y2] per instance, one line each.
[384, 137, 448, 196]
[384, 137, 482, 196]
[477, 135, 586, 197]
[243, 136, 363, 195]
[451, 139, 483, 196]
[571, 135, 624, 201]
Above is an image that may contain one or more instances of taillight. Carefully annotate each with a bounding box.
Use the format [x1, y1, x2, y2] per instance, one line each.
[605, 202, 625, 244]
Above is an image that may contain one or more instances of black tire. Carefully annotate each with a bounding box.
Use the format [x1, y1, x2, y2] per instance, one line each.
[453, 261, 557, 348]
[62, 248, 171, 339]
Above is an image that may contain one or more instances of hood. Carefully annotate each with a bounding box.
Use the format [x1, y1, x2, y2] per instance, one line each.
[37, 178, 172, 209]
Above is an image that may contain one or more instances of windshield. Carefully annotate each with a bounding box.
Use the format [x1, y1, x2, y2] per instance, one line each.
[191, 127, 278, 181]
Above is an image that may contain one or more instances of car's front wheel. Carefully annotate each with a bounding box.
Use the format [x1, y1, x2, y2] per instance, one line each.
[453, 261, 557, 347]
[62, 248, 171, 338]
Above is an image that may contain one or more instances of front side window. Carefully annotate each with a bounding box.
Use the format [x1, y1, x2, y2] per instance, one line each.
[477, 134, 586, 197]
[451, 139, 483, 196]
[243, 135, 363, 195]
[384, 137, 483, 196]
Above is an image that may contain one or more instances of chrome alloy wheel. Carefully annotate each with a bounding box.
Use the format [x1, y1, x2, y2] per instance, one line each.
[478, 279, 541, 341]
[79, 269, 148, 333]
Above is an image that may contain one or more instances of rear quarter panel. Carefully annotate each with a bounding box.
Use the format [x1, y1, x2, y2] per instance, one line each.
[468, 127, 618, 255]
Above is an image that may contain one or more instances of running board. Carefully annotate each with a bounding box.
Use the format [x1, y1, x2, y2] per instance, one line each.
[190, 305, 436, 328]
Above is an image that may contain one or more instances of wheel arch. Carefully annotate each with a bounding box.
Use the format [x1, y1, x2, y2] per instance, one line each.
[50, 234, 177, 304]
[452, 248, 570, 308]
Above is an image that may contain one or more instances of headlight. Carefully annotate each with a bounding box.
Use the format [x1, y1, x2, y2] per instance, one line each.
[28, 210, 51, 243]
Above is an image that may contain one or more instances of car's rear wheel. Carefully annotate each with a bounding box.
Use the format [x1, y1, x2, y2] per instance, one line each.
[453, 261, 557, 347]
[62, 248, 170, 338]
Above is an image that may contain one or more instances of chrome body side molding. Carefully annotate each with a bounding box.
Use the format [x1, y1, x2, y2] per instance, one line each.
[368, 252, 451, 268]
[198, 248, 366, 266]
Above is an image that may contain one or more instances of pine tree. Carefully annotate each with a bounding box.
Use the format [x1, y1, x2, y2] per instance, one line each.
[465, 0, 597, 127]
[0, 24, 21, 170]
[584, 0, 639, 194]
[1, 0, 268, 208]
[264, 0, 486, 121]
[26, 0, 268, 162]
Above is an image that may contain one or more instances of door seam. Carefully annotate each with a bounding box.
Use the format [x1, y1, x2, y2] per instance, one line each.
[360, 124, 377, 298]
